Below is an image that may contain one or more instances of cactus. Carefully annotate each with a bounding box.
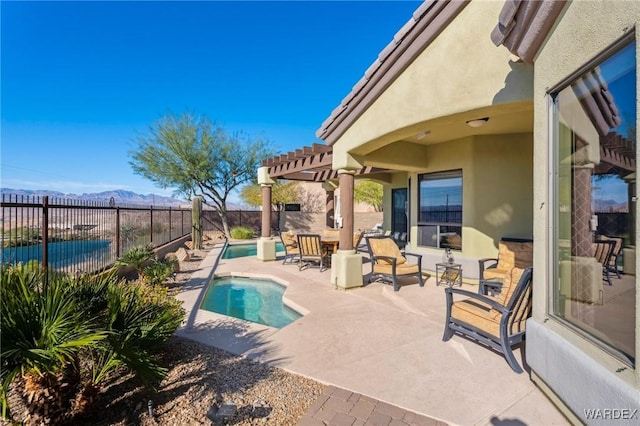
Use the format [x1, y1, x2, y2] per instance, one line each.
[192, 196, 202, 250]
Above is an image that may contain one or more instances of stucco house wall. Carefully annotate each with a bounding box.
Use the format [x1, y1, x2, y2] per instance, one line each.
[529, 0, 640, 422]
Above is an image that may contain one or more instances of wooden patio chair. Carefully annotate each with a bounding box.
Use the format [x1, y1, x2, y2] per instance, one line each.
[297, 234, 329, 272]
[279, 231, 299, 265]
[366, 235, 424, 291]
[443, 267, 533, 373]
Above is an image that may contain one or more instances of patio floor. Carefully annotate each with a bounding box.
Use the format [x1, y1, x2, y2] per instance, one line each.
[175, 243, 569, 426]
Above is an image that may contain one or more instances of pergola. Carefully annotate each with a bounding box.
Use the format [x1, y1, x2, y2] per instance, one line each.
[256, 143, 389, 284]
[262, 143, 389, 182]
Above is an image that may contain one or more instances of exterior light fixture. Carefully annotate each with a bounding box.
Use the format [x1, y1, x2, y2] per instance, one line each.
[417, 130, 431, 140]
[465, 117, 489, 128]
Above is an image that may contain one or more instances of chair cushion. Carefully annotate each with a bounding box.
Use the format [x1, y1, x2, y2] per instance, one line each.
[369, 238, 406, 265]
[493, 267, 525, 308]
[373, 262, 419, 276]
[482, 268, 509, 281]
[451, 298, 501, 338]
[496, 241, 533, 271]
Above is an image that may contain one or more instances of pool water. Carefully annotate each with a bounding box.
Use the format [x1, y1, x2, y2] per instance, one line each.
[200, 276, 301, 328]
[222, 242, 285, 259]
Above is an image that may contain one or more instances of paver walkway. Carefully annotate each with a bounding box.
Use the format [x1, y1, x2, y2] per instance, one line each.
[298, 385, 445, 426]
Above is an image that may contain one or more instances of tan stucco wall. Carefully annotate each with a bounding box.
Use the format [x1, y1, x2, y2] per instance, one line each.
[405, 134, 533, 261]
[532, 0, 640, 394]
[332, 0, 534, 169]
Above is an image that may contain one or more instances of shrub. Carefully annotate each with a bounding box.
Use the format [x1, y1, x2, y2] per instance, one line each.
[0, 265, 185, 424]
[230, 226, 254, 240]
[142, 257, 178, 286]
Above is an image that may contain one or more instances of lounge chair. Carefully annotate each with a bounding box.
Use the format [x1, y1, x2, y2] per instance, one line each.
[443, 267, 533, 373]
[478, 238, 533, 294]
[366, 236, 424, 291]
[297, 234, 329, 272]
[280, 231, 299, 265]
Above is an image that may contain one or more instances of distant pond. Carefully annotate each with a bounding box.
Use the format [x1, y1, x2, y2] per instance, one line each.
[1, 239, 113, 269]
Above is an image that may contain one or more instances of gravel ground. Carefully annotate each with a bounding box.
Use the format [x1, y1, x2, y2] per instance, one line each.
[3, 240, 327, 425]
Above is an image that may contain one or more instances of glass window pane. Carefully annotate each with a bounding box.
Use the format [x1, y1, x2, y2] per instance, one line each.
[418, 170, 462, 249]
[553, 39, 636, 364]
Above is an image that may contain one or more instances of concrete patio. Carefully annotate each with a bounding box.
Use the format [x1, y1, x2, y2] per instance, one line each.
[175, 243, 569, 426]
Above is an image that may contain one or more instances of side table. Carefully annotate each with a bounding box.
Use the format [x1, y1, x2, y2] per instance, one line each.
[436, 262, 462, 287]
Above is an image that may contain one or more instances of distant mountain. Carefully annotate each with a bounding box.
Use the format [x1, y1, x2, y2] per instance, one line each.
[593, 198, 628, 213]
[1, 188, 185, 206]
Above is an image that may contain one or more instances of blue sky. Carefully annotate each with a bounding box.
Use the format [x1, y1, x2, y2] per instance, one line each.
[1, 0, 421, 199]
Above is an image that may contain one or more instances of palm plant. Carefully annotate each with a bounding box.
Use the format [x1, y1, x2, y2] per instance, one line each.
[1, 265, 185, 424]
[0, 265, 106, 424]
[115, 244, 156, 281]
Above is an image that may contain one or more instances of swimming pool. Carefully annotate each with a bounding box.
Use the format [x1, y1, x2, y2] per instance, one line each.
[222, 242, 285, 259]
[200, 276, 301, 328]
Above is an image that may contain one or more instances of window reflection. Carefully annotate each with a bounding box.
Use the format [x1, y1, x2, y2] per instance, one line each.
[554, 39, 636, 364]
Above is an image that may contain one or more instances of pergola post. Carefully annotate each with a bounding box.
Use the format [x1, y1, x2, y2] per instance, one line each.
[257, 167, 276, 261]
[323, 181, 336, 228]
[330, 169, 363, 290]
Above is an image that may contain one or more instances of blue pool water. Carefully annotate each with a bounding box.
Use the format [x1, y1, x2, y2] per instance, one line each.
[222, 242, 285, 259]
[200, 276, 301, 328]
[1, 239, 112, 268]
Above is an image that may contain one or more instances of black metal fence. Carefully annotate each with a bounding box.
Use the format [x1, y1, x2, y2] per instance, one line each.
[1, 194, 192, 274]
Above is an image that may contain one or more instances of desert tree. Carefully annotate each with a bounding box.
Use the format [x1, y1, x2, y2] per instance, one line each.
[129, 112, 275, 239]
[241, 181, 300, 231]
[354, 180, 383, 212]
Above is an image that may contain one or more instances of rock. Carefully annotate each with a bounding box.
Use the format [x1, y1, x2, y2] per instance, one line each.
[175, 248, 190, 262]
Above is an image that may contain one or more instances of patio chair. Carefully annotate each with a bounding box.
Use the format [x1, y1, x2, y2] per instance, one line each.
[592, 239, 616, 285]
[443, 267, 533, 373]
[366, 236, 424, 291]
[280, 231, 299, 265]
[478, 238, 533, 294]
[353, 230, 363, 253]
[597, 235, 623, 279]
[297, 234, 329, 272]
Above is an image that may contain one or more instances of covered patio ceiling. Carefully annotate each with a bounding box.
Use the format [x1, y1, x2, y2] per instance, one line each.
[262, 143, 393, 183]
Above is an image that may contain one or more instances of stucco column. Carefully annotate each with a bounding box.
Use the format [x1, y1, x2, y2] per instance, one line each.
[256, 167, 276, 261]
[323, 182, 335, 228]
[330, 169, 362, 290]
[571, 164, 593, 257]
[261, 184, 272, 238]
[338, 170, 355, 250]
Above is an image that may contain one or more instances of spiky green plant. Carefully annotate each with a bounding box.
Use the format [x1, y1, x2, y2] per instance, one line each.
[114, 244, 156, 280]
[1, 265, 185, 423]
[0, 265, 107, 423]
[141, 257, 178, 286]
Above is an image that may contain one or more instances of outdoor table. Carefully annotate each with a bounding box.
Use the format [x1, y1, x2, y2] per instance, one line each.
[436, 262, 462, 287]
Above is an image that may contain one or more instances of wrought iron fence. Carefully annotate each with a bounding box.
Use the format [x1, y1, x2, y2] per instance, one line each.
[1, 194, 192, 274]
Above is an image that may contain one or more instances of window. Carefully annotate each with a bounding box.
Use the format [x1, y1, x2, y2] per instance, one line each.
[417, 170, 462, 250]
[552, 36, 636, 365]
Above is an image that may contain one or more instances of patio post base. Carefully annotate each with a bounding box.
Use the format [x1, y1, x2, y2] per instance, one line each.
[330, 249, 363, 290]
[257, 237, 276, 261]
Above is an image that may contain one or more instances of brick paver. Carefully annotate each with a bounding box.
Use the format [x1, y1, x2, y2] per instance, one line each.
[299, 386, 447, 426]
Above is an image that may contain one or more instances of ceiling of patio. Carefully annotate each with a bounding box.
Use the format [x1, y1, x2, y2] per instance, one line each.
[350, 102, 534, 157]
